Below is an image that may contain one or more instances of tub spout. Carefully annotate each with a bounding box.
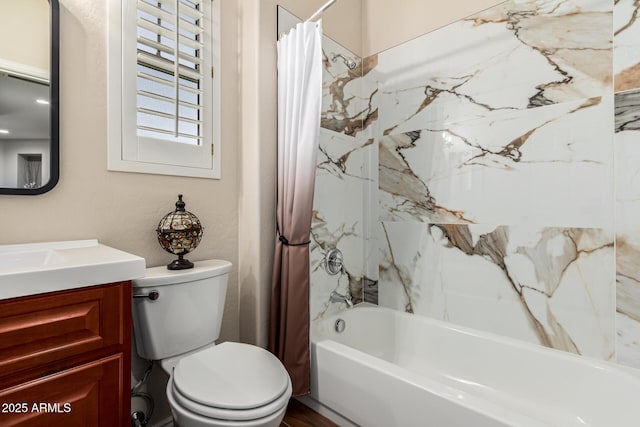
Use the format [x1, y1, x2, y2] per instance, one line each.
[330, 290, 354, 308]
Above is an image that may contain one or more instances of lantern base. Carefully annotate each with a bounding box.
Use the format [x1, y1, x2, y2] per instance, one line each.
[167, 257, 194, 270]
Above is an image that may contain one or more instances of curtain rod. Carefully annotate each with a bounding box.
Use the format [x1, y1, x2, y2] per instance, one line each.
[305, 0, 337, 22]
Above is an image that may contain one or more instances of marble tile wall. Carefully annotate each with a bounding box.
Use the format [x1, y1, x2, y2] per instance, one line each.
[277, 8, 373, 320]
[280, 0, 640, 368]
[309, 128, 372, 320]
[362, 0, 640, 367]
[379, 223, 615, 359]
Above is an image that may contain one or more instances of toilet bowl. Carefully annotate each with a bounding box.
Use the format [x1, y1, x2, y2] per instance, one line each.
[131, 260, 292, 427]
[166, 343, 291, 427]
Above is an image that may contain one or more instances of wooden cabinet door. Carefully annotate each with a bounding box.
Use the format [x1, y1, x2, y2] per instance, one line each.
[0, 354, 124, 427]
[0, 283, 128, 382]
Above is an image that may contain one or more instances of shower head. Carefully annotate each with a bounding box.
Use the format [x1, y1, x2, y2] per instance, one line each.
[331, 53, 357, 70]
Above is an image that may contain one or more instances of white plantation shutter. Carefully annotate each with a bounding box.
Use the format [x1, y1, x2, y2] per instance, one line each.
[109, 0, 221, 178]
[136, 0, 205, 144]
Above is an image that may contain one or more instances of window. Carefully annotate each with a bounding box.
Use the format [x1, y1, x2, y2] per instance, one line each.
[108, 0, 221, 179]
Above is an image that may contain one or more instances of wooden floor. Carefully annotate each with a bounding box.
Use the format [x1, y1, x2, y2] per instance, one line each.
[281, 399, 339, 427]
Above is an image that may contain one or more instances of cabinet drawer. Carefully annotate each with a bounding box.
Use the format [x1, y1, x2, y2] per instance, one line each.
[0, 353, 123, 427]
[0, 283, 129, 377]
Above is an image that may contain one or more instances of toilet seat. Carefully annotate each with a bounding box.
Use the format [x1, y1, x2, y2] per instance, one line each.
[167, 388, 288, 427]
[170, 342, 292, 421]
[171, 376, 292, 421]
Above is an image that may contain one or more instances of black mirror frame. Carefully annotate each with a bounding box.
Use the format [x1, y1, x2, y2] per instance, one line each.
[0, 0, 59, 195]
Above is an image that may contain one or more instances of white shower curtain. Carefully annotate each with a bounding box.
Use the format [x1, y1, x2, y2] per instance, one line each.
[269, 20, 323, 396]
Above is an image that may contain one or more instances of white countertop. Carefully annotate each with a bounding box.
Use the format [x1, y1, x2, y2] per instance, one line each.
[0, 240, 146, 300]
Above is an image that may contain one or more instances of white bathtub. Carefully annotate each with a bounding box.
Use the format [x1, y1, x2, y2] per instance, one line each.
[309, 304, 640, 427]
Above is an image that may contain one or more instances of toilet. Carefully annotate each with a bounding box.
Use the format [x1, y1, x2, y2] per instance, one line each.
[131, 259, 292, 427]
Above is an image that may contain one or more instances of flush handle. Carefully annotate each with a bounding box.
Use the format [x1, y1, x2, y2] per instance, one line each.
[133, 291, 159, 301]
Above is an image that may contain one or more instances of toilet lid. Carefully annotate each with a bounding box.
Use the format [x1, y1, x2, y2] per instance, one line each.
[173, 342, 290, 410]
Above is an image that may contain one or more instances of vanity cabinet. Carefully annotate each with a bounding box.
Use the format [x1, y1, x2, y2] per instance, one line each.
[0, 282, 131, 426]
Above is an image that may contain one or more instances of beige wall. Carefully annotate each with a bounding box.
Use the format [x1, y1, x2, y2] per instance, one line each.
[0, 0, 240, 342]
[0, 0, 240, 422]
[0, 0, 49, 72]
[237, 0, 362, 348]
[279, 0, 363, 56]
[363, 0, 504, 56]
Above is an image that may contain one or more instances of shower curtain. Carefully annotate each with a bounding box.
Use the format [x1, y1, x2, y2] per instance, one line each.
[269, 19, 323, 396]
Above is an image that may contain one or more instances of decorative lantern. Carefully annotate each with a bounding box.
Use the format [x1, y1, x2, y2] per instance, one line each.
[156, 194, 203, 270]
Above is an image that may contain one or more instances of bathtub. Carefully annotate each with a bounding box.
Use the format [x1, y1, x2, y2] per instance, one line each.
[309, 304, 640, 427]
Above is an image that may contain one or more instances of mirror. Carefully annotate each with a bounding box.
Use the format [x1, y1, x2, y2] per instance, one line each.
[0, 0, 59, 195]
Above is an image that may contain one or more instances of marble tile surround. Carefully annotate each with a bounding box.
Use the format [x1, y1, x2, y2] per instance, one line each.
[281, 0, 640, 370]
[379, 222, 615, 359]
[310, 129, 374, 320]
[363, 0, 640, 369]
[378, 96, 614, 228]
[360, 0, 613, 141]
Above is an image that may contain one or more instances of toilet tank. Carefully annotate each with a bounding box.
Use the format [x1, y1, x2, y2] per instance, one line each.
[132, 259, 232, 360]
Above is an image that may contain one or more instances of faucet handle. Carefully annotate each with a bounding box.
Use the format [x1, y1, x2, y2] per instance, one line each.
[325, 248, 344, 275]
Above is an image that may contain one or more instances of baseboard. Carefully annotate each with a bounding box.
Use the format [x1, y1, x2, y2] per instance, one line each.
[296, 396, 359, 427]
